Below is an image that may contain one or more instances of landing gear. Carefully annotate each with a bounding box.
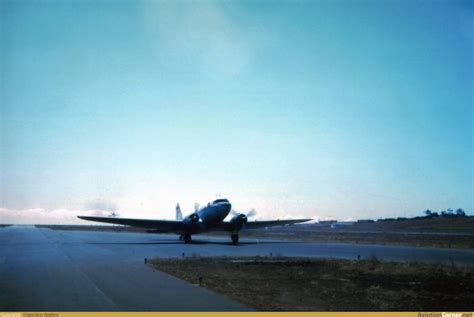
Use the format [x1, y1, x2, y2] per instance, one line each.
[231, 234, 239, 244]
[184, 233, 192, 244]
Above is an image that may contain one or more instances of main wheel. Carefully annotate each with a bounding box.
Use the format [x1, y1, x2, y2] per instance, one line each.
[184, 234, 192, 244]
[231, 234, 239, 244]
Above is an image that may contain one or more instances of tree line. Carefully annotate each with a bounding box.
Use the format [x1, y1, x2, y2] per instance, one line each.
[423, 208, 466, 217]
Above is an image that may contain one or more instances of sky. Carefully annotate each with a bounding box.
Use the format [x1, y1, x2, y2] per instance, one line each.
[1, 0, 472, 224]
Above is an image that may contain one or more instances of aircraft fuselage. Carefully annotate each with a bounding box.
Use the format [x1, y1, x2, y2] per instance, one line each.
[197, 199, 232, 226]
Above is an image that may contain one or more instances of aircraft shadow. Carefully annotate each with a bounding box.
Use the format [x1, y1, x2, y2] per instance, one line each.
[88, 239, 298, 246]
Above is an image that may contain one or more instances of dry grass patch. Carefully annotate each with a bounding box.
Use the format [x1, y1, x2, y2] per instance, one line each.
[149, 256, 474, 311]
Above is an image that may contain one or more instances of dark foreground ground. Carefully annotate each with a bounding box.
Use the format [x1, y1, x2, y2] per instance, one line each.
[150, 256, 474, 311]
[1, 225, 473, 311]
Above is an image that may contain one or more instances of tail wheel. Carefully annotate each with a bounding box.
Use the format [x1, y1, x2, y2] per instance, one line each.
[231, 234, 239, 244]
[184, 234, 192, 244]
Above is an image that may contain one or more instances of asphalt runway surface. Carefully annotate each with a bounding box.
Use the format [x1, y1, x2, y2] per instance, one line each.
[1, 225, 473, 311]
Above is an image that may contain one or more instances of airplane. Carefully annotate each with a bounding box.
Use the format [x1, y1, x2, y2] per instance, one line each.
[77, 198, 311, 244]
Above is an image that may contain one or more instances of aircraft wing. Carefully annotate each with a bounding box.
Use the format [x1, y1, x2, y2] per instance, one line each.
[77, 216, 182, 232]
[219, 218, 311, 231]
[244, 219, 311, 229]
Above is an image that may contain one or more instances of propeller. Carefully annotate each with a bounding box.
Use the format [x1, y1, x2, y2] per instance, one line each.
[229, 208, 256, 230]
[231, 208, 257, 219]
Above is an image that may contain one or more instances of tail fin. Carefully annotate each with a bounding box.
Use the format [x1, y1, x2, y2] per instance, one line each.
[176, 203, 183, 221]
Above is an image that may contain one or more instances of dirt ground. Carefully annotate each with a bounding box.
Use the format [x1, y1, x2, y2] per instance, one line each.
[217, 229, 474, 249]
[208, 217, 474, 249]
[149, 256, 474, 311]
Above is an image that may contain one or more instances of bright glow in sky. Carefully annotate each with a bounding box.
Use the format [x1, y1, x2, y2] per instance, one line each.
[1, 0, 472, 224]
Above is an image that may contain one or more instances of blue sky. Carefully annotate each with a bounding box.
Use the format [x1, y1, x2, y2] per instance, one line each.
[1, 0, 472, 223]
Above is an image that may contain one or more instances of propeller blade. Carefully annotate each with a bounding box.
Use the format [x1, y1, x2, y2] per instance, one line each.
[246, 209, 257, 218]
[231, 208, 257, 218]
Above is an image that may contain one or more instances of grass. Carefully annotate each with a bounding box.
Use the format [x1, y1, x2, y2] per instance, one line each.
[227, 229, 474, 249]
[149, 256, 474, 311]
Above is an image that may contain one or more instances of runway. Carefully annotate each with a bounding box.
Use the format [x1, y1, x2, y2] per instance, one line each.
[1, 225, 473, 311]
[0, 226, 250, 311]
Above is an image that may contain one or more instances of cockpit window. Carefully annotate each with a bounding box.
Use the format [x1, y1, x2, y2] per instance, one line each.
[213, 199, 229, 204]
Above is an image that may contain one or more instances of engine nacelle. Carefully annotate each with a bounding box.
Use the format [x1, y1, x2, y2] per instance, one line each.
[230, 214, 248, 231]
[183, 213, 200, 233]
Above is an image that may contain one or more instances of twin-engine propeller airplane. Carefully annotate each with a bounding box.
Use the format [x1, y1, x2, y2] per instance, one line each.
[78, 198, 310, 244]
